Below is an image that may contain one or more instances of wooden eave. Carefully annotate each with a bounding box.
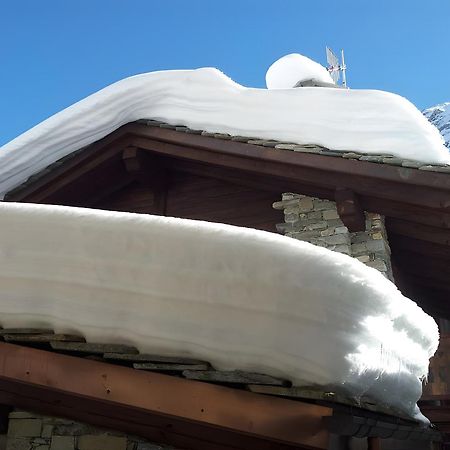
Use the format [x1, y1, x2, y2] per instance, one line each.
[4, 122, 450, 317]
[0, 342, 331, 450]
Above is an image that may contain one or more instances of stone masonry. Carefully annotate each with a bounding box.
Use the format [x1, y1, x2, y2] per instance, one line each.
[5, 410, 179, 450]
[273, 193, 393, 281]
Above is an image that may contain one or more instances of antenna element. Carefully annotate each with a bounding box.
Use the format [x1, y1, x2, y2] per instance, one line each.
[326, 47, 347, 87]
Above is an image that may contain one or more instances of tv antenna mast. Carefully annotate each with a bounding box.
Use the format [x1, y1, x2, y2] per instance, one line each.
[326, 47, 347, 87]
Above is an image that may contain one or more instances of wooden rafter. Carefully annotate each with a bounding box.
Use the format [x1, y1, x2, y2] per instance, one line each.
[334, 188, 365, 232]
[122, 146, 168, 214]
[0, 343, 331, 450]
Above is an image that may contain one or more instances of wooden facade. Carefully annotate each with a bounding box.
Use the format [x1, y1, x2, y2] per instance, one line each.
[95, 173, 282, 232]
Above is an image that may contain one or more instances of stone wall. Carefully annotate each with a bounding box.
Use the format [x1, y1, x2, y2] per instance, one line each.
[273, 193, 393, 280]
[5, 410, 178, 450]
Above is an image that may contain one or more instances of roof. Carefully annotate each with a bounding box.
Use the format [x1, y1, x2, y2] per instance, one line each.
[5, 118, 450, 201]
[1, 67, 449, 201]
[0, 327, 441, 446]
[4, 119, 450, 318]
[1, 200, 438, 427]
[1, 119, 449, 445]
[136, 119, 450, 172]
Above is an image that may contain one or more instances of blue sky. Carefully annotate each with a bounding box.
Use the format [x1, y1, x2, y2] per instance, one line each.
[1, 0, 448, 146]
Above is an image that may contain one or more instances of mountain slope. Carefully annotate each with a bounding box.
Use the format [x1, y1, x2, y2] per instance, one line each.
[423, 102, 450, 148]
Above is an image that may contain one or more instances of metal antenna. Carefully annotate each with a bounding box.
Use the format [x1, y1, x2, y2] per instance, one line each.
[326, 47, 347, 87]
[340, 49, 347, 88]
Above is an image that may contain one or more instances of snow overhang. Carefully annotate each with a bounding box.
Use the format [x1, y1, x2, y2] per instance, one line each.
[0, 338, 441, 446]
[4, 120, 449, 318]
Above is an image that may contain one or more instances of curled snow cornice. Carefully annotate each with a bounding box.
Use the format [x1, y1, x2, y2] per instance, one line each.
[1, 68, 449, 199]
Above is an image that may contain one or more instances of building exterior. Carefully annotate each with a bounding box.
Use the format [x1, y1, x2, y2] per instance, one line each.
[1, 119, 449, 449]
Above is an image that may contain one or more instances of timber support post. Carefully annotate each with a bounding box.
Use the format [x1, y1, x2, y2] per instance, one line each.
[122, 146, 168, 215]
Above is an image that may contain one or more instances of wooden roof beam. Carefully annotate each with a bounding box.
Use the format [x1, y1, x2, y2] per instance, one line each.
[334, 188, 365, 232]
[6, 124, 450, 231]
[127, 124, 450, 211]
[122, 147, 168, 214]
[0, 343, 331, 450]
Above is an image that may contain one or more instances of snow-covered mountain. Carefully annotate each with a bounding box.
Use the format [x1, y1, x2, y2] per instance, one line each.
[423, 102, 450, 148]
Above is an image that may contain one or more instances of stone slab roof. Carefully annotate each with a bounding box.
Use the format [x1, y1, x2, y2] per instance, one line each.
[138, 119, 450, 173]
[0, 325, 440, 443]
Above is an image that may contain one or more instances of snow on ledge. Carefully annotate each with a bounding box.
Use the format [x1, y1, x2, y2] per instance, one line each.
[0, 202, 439, 423]
[0, 66, 449, 199]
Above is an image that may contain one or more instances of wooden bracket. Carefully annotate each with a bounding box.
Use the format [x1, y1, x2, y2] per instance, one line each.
[334, 188, 366, 232]
[122, 147, 166, 187]
[122, 146, 144, 178]
[122, 147, 168, 214]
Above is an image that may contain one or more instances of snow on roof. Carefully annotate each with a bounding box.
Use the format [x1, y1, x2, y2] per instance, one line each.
[0, 201, 439, 423]
[0, 55, 449, 199]
[265, 53, 334, 88]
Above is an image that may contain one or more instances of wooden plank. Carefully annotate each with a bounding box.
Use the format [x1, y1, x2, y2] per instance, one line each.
[122, 147, 168, 214]
[131, 136, 450, 231]
[361, 195, 450, 229]
[129, 124, 450, 191]
[6, 125, 450, 234]
[161, 157, 450, 230]
[393, 251, 450, 281]
[0, 385, 314, 450]
[94, 169, 283, 232]
[159, 156, 330, 197]
[128, 126, 450, 210]
[389, 234, 450, 262]
[94, 180, 158, 214]
[7, 123, 450, 218]
[403, 275, 450, 293]
[164, 171, 282, 232]
[386, 217, 450, 246]
[0, 342, 331, 450]
[5, 133, 133, 203]
[46, 157, 134, 207]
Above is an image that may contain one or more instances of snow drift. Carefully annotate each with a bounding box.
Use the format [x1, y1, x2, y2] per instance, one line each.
[0, 202, 438, 423]
[265, 53, 334, 88]
[0, 60, 449, 199]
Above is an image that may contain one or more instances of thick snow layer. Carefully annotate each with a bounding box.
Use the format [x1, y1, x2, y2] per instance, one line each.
[1, 65, 449, 199]
[0, 202, 438, 423]
[266, 53, 334, 88]
[423, 102, 450, 148]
